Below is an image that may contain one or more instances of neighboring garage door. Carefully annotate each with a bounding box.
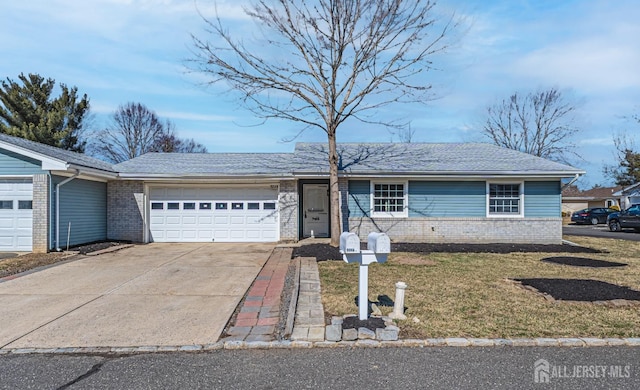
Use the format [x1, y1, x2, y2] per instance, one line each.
[149, 186, 279, 242]
[0, 178, 33, 251]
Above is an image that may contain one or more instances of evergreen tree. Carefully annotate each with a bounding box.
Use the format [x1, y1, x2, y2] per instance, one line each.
[0, 73, 90, 152]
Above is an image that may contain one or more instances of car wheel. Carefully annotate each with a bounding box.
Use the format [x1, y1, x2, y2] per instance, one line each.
[590, 217, 599, 225]
[609, 220, 621, 232]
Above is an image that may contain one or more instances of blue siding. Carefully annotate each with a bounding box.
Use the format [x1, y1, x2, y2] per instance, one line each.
[55, 177, 107, 247]
[348, 180, 370, 217]
[524, 181, 561, 217]
[409, 181, 486, 217]
[0, 149, 43, 175]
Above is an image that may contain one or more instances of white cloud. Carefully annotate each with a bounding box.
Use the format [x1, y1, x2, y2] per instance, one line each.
[157, 110, 236, 122]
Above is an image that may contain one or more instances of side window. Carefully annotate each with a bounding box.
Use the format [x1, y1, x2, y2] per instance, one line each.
[488, 183, 521, 215]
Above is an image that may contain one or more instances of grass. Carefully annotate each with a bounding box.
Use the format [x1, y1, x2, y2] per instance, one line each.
[318, 235, 640, 339]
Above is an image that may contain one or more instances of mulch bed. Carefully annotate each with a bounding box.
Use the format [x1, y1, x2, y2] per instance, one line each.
[514, 278, 640, 302]
[342, 316, 386, 331]
[292, 242, 602, 261]
[541, 256, 627, 268]
[70, 241, 131, 255]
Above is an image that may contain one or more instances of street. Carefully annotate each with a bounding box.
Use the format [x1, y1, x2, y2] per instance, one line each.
[1, 347, 638, 390]
[564, 224, 640, 241]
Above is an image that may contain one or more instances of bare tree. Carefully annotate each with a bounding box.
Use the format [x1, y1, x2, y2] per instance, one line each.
[395, 123, 416, 143]
[482, 88, 579, 163]
[603, 114, 640, 186]
[191, 0, 455, 245]
[91, 102, 207, 163]
[153, 122, 208, 153]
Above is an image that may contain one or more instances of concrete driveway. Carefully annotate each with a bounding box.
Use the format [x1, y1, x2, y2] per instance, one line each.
[0, 243, 273, 349]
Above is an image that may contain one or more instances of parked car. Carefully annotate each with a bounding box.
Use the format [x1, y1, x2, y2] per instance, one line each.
[570, 207, 617, 225]
[607, 204, 640, 232]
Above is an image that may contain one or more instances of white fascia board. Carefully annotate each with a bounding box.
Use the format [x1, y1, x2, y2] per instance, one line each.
[0, 142, 68, 170]
[338, 171, 585, 180]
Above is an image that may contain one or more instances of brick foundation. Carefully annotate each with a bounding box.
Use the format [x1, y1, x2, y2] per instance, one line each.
[348, 217, 562, 244]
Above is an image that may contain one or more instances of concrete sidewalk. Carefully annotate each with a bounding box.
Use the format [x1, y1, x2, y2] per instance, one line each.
[0, 243, 272, 349]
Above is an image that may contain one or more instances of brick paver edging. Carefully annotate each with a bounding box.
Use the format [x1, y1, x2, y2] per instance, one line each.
[2, 338, 640, 355]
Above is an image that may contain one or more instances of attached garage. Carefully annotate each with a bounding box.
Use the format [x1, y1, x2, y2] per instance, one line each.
[0, 178, 33, 251]
[148, 185, 279, 243]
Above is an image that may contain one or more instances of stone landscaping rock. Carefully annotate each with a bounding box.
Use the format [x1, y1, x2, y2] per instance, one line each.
[342, 328, 358, 341]
[331, 316, 344, 325]
[375, 326, 399, 341]
[358, 327, 376, 340]
[325, 324, 342, 341]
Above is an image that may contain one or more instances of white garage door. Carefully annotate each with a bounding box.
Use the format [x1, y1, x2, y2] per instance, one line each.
[149, 186, 279, 243]
[0, 179, 33, 251]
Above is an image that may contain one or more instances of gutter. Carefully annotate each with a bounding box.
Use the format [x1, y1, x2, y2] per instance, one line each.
[55, 170, 80, 251]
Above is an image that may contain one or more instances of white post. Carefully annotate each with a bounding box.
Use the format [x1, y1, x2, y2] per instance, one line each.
[358, 264, 369, 320]
[389, 281, 407, 320]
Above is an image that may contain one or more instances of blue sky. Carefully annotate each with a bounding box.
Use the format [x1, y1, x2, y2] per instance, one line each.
[1, 0, 639, 187]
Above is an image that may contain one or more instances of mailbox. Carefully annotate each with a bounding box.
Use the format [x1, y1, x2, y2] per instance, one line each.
[367, 232, 390, 253]
[340, 230, 392, 320]
[339, 232, 361, 254]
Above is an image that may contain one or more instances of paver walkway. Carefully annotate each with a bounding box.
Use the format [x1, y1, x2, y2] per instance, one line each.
[290, 257, 325, 342]
[224, 247, 293, 342]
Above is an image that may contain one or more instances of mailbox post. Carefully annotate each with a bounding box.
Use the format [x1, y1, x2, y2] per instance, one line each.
[339, 231, 391, 320]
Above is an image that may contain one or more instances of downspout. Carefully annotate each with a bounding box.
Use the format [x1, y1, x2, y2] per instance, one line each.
[47, 172, 53, 251]
[561, 174, 581, 191]
[55, 170, 80, 251]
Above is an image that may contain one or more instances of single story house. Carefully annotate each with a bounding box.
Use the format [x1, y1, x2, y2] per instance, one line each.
[0, 134, 584, 252]
[561, 185, 622, 215]
[613, 183, 640, 210]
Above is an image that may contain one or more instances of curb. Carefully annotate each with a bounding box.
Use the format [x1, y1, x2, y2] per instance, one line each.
[2, 338, 640, 355]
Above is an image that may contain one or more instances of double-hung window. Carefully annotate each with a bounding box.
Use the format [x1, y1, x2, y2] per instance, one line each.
[372, 182, 407, 217]
[488, 183, 522, 216]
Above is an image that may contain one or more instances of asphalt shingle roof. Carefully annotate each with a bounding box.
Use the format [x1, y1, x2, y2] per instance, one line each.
[0, 133, 115, 172]
[291, 143, 583, 174]
[115, 152, 294, 176]
[115, 142, 583, 177]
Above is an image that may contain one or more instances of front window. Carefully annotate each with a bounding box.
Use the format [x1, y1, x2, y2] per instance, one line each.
[488, 183, 521, 216]
[372, 183, 407, 216]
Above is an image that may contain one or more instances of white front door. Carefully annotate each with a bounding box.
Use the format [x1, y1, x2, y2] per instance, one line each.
[302, 184, 329, 237]
[0, 179, 33, 251]
[149, 186, 279, 243]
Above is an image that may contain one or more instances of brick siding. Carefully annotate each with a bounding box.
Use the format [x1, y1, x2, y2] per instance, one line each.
[348, 217, 562, 244]
[32, 174, 49, 253]
[107, 180, 144, 242]
[279, 180, 298, 241]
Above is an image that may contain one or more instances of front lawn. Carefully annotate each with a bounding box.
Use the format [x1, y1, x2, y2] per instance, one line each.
[318, 235, 640, 339]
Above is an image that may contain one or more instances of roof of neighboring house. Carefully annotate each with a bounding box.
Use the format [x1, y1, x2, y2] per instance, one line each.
[116, 142, 584, 178]
[0, 133, 115, 173]
[562, 185, 623, 200]
[612, 182, 640, 197]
